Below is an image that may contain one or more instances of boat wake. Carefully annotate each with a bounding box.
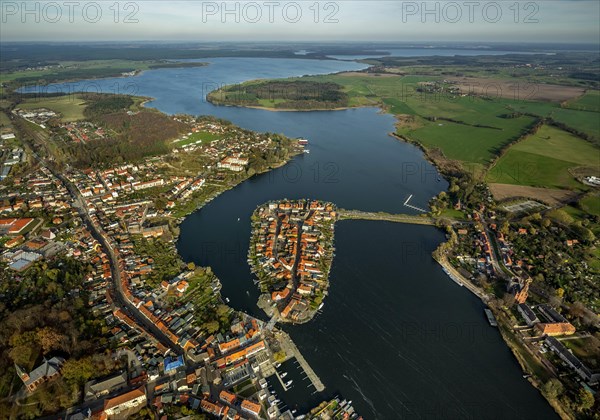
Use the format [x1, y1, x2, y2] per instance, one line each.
[342, 374, 379, 418]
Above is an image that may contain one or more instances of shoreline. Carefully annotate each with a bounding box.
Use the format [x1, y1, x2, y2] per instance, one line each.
[433, 246, 573, 419]
[8, 61, 210, 90]
[172, 97, 567, 419]
[45, 66, 567, 418]
[207, 99, 361, 113]
[248, 200, 336, 325]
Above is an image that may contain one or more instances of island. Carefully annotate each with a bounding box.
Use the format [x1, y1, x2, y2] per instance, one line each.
[249, 199, 337, 323]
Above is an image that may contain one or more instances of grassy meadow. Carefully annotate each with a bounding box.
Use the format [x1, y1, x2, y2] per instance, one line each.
[17, 95, 89, 122]
[487, 125, 600, 189]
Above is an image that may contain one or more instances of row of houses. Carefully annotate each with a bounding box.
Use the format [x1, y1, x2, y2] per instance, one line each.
[251, 200, 337, 323]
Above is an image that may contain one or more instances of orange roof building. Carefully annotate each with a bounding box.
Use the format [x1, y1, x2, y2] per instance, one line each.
[535, 322, 576, 336]
[271, 288, 291, 301]
[245, 340, 266, 357]
[218, 338, 241, 354]
[219, 390, 237, 405]
[200, 399, 224, 416]
[103, 387, 147, 418]
[241, 399, 262, 417]
[0, 218, 34, 234]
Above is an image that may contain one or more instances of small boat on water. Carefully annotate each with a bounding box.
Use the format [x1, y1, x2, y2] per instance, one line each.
[318, 303, 324, 310]
[280, 372, 287, 378]
[225, 297, 230, 303]
[484, 308, 498, 327]
[275, 363, 281, 368]
[297, 138, 309, 145]
[303, 149, 310, 154]
[285, 380, 293, 387]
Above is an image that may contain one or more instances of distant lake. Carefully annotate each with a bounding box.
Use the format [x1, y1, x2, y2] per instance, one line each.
[27, 57, 558, 419]
[326, 47, 554, 60]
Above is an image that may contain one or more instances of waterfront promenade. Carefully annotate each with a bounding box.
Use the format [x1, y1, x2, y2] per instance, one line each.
[434, 253, 491, 303]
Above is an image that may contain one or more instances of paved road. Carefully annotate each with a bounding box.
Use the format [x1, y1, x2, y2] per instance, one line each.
[58, 168, 182, 354]
[338, 209, 439, 225]
[18, 117, 181, 354]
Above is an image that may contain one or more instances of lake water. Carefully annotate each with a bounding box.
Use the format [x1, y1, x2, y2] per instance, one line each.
[326, 48, 552, 60]
[29, 54, 557, 419]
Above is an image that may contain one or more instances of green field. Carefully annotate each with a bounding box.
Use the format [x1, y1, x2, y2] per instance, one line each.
[0, 111, 12, 130]
[401, 117, 537, 165]
[306, 73, 599, 168]
[17, 95, 89, 122]
[174, 130, 221, 147]
[0, 59, 148, 85]
[487, 125, 600, 189]
[578, 194, 600, 218]
[213, 74, 596, 168]
[288, 74, 549, 166]
[564, 90, 600, 113]
[509, 100, 600, 143]
[179, 68, 600, 171]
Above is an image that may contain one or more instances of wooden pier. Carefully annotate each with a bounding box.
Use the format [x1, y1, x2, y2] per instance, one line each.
[275, 330, 325, 392]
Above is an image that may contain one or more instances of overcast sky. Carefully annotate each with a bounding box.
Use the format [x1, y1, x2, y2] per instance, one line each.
[1, 0, 599, 43]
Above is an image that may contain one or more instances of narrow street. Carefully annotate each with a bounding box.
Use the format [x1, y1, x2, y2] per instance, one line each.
[18, 117, 181, 354]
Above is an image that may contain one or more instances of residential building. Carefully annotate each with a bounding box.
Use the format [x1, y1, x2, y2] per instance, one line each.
[102, 387, 147, 418]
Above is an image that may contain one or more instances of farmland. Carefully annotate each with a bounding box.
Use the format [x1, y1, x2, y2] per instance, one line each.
[487, 125, 600, 190]
[213, 73, 548, 167]
[564, 90, 600, 112]
[210, 71, 600, 177]
[16, 95, 89, 122]
[488, 184, 577, 206]
[399, 116, 537, 166]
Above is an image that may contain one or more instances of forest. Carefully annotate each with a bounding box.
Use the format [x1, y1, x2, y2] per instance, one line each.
[0, 259, 120, 417]
[209, 80, 350, 109]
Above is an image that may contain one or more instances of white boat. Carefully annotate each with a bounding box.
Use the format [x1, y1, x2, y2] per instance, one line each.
[285, 380, 293, 386]
[303, 149, 310, 154]
[225, 297, 230, 303]
[237, 217, 240, 222]
[280, 372, 287, 378]
[318, 303, 324, 310]
[275, 363, 281, 368]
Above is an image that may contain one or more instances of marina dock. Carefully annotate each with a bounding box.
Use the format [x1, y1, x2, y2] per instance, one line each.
[275, 330, 325, 392]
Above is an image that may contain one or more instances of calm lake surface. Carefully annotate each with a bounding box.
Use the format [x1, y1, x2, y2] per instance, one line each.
[31, 55, 557, 419]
